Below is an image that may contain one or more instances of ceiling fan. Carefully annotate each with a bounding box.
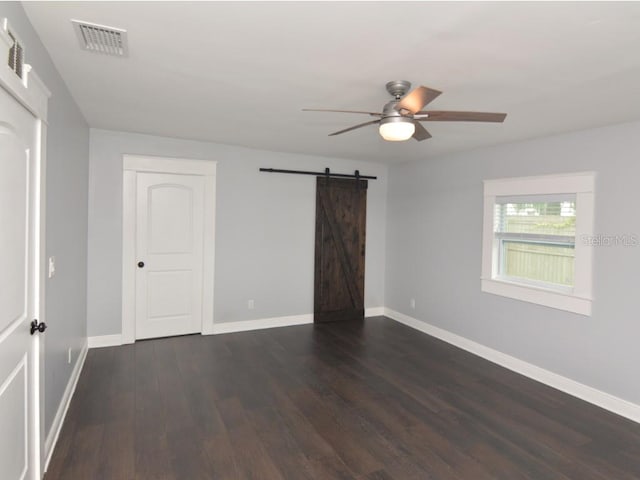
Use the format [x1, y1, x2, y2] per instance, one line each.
[303, 80, 507, 142]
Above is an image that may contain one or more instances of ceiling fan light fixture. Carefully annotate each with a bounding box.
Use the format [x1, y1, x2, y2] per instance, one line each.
[379, 117, 415, 141]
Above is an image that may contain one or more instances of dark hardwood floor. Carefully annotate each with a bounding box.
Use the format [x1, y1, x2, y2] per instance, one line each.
[46, 317, 640, 480]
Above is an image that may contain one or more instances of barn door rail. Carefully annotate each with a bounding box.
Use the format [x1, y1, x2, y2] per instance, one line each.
[259, 167, 377, 180]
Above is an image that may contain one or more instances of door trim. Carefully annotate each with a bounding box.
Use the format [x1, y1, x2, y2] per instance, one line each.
[121, 155, 217, 344]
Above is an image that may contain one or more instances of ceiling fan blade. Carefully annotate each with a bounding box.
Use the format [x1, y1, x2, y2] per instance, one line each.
[303, 108, 382, 116]
[328, 119, 381, 136]
[415, 111, 507, 122]
[412, 121, 432, 141]
[396, 86, 442, 114]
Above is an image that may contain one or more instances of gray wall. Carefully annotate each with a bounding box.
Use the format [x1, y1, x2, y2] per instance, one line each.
[0, 3, 90, 436]
[87, 129, 387, 337]
[386, 120, 640, 405]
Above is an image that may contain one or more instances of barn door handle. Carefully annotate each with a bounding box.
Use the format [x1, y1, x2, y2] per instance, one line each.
[137, 261, 145, 268]
[30, 319, 47, 335]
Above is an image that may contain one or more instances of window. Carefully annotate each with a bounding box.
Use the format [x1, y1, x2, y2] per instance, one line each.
[494, 195, 576, 288]
[481, 172, 595, 315]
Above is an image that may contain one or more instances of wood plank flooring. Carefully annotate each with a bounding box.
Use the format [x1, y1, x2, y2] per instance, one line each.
[45, 317, 640, 479]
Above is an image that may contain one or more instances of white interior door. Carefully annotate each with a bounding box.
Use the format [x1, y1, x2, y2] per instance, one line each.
[0, 87, 39, 479]
[135, 173, 205, 340]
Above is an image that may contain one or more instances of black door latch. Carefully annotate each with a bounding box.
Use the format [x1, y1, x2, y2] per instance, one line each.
[30, 319, 47, 335]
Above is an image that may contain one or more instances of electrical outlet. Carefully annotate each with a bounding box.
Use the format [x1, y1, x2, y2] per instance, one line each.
[410, 298, 416, 309]
[248, 299, 255, 310]
[48, 256, 56, 278]
[67, 347, 72, 364]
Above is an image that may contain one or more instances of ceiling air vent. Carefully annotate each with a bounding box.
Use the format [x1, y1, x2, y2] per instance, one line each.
[71, 20, 128, 57]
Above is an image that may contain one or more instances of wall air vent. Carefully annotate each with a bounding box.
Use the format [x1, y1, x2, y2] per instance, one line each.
[3, 18, 25, 78]
[71, 20, 128, 57]
[8, 31, 24, 78]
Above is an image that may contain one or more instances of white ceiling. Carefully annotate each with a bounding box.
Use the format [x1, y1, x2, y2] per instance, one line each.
[23, 1, 640, 164]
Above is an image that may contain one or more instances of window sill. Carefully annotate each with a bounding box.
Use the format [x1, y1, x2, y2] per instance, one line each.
[481, 277, 592, 316]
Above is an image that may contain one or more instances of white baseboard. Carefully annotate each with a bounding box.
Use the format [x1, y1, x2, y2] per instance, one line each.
[209, 314, 313, 334]
[91, 318, 313, 343]
[210, 308, 384, 333]
[87, 333, 122, 349]
[44, 340, 88, 471]
[365, 307, 385, 317]
[91, 309, 384, 344]
[384, 308, 640, 424]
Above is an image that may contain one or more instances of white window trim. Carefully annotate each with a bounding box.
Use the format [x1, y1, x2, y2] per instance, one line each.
[481, 172, 595, 316]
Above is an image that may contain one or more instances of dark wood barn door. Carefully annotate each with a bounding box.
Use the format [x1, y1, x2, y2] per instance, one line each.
[314, 177, 367, 323]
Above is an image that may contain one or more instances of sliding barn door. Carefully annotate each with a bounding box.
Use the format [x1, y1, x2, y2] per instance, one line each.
[314, 177, 367, 323]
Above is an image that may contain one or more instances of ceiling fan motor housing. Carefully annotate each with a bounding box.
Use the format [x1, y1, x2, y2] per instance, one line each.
[380, 113, 409, 126]
[382, 100, 404, 119]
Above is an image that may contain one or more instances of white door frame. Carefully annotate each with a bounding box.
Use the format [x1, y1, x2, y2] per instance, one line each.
[0, 17, 50, 480]
[121, 155, 217, 343]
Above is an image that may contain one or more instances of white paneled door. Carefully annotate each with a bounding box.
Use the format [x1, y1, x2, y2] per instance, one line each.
[135, 173, 205, 339]
[0, 87, 39, 478]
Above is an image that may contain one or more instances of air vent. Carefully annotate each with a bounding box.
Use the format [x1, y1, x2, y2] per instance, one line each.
[71, 20, 128, 57]
[7, 30, 24, 78]
[3, 19, 25, 78]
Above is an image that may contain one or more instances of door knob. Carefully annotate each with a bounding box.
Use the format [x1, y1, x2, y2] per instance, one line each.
[30, 319, 47, 335]
[137, 261, 145, 268]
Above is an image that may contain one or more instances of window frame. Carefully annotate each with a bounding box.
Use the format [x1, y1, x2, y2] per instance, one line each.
[481, 172, 595, 316]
